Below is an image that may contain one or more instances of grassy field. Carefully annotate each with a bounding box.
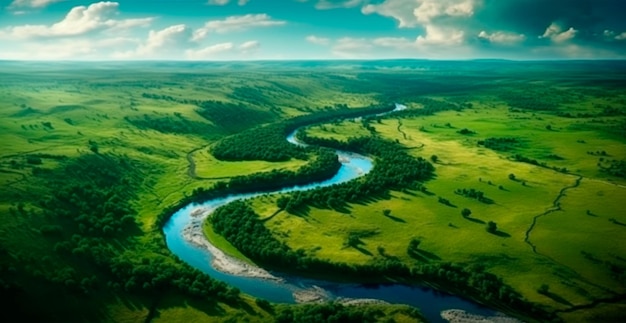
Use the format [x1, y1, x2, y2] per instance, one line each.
[248, 71, 626, 321]
[1, 60, 625, 322]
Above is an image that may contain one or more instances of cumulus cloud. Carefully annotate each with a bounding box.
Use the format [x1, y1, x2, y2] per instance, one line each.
[362, 0, 478, 27]
[416, 25, 465, 46]
[0, 1, 153, 39]
[239, 40, 260, 53]
[306, 35, 330, 45]
[115, 24, 192, 59]
[192, 14, 286, 40]
[186, 42, 234, 59]
[540, 23, 577, 43]
[8, 0, 64, 9]
[605, 30, 626, 41]
[478, 30, 525, 44]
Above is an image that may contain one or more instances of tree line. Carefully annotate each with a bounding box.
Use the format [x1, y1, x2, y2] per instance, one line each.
[211, 104, 395, 162]
[209, 201, 554, 321]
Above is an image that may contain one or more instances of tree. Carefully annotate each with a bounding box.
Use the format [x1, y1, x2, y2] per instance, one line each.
[430, 155, 438, 163]
[461, 208, 472, 218]
[538, 284, 549, 295]
[487, 221, 497, 233]
[508, 173, 516, 181]
[383, 209, 391, 217]
[546, 124, 552, 131]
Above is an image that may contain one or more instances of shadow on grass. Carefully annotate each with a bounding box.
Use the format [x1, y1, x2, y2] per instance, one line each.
[488, 230, 511, 238]
[464, 217, 485, 224]
[384, 214, 406, 223]
[408, 249, 441, 262]
[354, 245, 373, 256]
[541, 291, 573, 306]
[610, 218, 626, 226]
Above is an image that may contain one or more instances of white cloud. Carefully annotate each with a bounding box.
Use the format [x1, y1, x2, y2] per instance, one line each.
[362, 0, 478, 28]
[416, 25, 464, 46]
[540, 23, 577, 43]
[602, 30, 626, 41]
[0, 1, 153, 39]
[0, 36, 137, 60]
[306, 35, 330, 45]
[115, 24, 192, 59]
[315, 0, 363, 10]
[8, 0, 64, 9]
[192, 14, 286, 40]
[478, 30, 525, 44]
[372, 37, 414, 49]
[239, 40, 260, 53]
[186, 42, 234, 59]
[332, 37, 373, 57]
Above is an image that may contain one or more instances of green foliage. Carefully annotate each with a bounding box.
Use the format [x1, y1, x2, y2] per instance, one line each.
[196, 100, 276, 133]
[275, 303, 384, 323]
[279, 135, 433, 212]
[454, 188, 493, 204]
[125, 114, 212, 138]
[212, 104, 395, 162]
[478, 137, 520, 152]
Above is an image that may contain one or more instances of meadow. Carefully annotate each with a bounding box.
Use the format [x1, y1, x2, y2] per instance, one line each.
[1, 60, 625, 322]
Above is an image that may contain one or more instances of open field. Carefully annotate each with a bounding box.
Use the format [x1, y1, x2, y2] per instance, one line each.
[246, 64, 626, 321]
[1, 60, 625, 322]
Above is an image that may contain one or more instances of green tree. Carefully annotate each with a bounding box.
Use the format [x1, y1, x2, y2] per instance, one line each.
[383, 209, 391, 216]
[461, 208, 471, 218]
[430, 155, 438, 163]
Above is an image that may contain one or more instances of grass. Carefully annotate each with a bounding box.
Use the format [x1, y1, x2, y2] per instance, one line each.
[252, 90, 626, 318]
[192, 148, 309, 179]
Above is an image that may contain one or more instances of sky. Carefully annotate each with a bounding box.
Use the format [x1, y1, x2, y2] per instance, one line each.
[0, 0, 625, 60]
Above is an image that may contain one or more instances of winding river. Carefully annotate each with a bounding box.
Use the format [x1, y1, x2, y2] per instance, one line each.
[163, 104, 504, 322]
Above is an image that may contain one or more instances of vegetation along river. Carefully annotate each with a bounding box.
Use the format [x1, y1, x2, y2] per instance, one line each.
[163, 104, 508, 322]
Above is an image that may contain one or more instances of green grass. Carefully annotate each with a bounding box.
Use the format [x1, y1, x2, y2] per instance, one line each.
[192, 148, 309, 179]
[253, 92, 626, 318]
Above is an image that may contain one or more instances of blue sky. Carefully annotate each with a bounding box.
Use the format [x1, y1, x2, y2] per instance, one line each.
[1, 0, 625, 60]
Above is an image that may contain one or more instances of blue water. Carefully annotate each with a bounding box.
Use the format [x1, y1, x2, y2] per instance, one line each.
[163, 104, 500, 322]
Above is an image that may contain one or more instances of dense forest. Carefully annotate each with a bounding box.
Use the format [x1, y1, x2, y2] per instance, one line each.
[211, 104, 395, 161]
[3, 153, 242, 320]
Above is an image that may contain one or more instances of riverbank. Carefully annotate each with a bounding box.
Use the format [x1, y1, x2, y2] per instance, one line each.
[440, 309, 522, 323]
[182, 223, 282, 282]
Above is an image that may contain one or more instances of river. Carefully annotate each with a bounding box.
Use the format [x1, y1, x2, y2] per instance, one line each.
[163, 104, 505, 322]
